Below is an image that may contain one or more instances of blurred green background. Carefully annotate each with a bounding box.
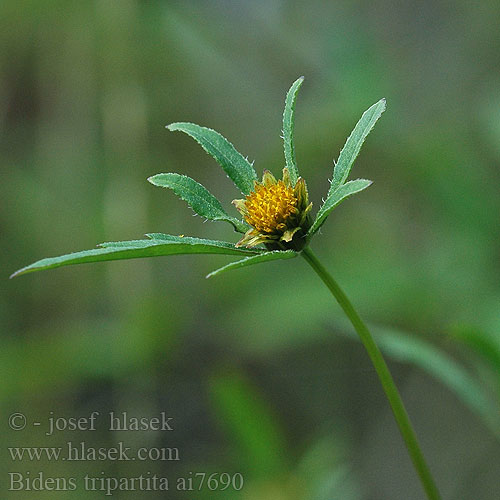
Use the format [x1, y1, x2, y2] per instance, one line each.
[2, 1, 500, 499]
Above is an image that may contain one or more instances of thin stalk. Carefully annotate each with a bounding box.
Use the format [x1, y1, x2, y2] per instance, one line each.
[301, 246, 441, 500]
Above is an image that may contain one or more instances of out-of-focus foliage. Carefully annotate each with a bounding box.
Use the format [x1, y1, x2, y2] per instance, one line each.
[2, 1, 500, 499]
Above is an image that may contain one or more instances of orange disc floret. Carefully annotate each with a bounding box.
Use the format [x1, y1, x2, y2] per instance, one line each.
[244, 180, 298, 234]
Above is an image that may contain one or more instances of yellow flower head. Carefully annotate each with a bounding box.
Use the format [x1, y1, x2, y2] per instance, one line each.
[233, 167, 312, 250]
[244, 178, 297, 233]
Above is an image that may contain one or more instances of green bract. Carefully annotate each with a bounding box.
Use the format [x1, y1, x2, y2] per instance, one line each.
[11, 78, 385, 279]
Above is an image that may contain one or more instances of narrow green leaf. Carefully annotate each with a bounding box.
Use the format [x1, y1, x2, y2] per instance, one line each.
[97, 235, 260, 251]
[148, 173, 247, 232]
[10, 237, 260, 278]
[309, 179, 372, 235]
[144, 233, 184, 241]
[167, 122, 258, 195]
[329, 98, 386, 194]
[142, 233, 264, 249]
[282, 76, 304, 186]
[206, 250, 297, 278]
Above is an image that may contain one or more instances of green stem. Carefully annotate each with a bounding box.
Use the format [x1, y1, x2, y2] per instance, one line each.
[301, 246, 441, 500]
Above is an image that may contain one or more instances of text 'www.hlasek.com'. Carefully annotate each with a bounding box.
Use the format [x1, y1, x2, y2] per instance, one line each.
[7, 411, 244, 496]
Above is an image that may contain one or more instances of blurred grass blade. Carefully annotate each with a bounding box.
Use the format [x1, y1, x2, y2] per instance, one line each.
[11, 237, 261, 278]
[309, 179, 372, 234]
[206, 250, 297, 278]
[167, 122, 258, 195]
[367, 325, 500, 439]
[282, 76, 304, 186]
[336, 321, 500, 438]
[449, 324, 500, 375]
[329, 99, 385, 194]
[209, 369, 288, 478]
[148, 173, 247, 232]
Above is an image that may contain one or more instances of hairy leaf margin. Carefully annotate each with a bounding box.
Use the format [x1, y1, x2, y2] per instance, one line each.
[206, 250, 297, 278]
[282, 76, 304, 186]
[167, 122, 258, 195]
[148, 173, 247, 232]
[11, 237, 261, 278]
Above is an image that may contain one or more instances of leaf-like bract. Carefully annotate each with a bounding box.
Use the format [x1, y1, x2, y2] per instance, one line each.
[167, 122, 257, 195]
[148, 173, 246, 232]
[309, 179, 372, 235]
[282, 76, 304, 186]
[11, 237, 260, 278]
[206, 250, 297, 278]
[329, 98, 385, 194]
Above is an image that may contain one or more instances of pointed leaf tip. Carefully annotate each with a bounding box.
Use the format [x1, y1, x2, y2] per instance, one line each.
[328, 98, 386, 195]
[147, 172, 247, 232]
[165, 122, 257, 195]
[206, 250, 297, 278]
[283, 77, 305, 186]
[309, 179, 373, 235]
[10, 237, 263, 278]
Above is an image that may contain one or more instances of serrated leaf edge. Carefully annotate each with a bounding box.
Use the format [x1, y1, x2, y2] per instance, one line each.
[282, 76, 304, 186]
[148, 173, 247, 232]
[206, 250, 297, 278]
[166, 122, 258, 195]
[309, 179, 373, 235]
